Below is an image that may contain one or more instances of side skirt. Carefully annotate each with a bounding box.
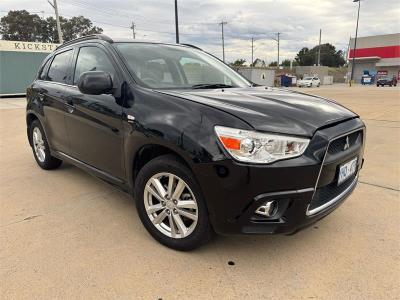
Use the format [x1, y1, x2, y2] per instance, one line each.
[53, 150, 131, 194]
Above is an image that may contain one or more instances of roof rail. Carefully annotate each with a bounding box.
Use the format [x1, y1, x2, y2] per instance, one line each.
[181, 43, 203, 51]
[57, 34, 113, 50]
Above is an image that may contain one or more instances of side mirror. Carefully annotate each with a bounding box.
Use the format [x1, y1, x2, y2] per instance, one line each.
[78, 71, 113, 95]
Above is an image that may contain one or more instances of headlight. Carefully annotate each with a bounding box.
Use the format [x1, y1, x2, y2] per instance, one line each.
[215, 126, 310, 164]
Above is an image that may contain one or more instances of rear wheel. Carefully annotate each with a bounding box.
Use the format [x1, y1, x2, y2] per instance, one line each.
[30, 119, 62, 170]
[134, 155, 212, 251]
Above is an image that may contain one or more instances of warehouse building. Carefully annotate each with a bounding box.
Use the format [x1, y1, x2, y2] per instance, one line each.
[348, 33, 400, 83]
[0, 40, 59, 96]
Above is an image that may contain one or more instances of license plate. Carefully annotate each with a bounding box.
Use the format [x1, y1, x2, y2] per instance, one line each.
[338, 157, 357, 185]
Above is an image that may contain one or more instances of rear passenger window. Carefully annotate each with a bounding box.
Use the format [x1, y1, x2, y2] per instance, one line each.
[38, 58, 52, 80]
[47, 50, 73, 84]
[73, 46, 116, 85]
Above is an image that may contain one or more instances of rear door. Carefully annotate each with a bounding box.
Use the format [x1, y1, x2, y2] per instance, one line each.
[63, 43, 125, 179]
[35, 48, 74, 153]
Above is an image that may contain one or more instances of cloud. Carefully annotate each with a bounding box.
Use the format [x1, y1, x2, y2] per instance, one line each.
[1, 0, 399, 63]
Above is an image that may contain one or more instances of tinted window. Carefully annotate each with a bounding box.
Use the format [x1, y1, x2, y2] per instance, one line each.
[114, 43, 251, 89]
[47, 50, 73, 83]
[74, 46, 116, 85]
[38, 58, 52, 80]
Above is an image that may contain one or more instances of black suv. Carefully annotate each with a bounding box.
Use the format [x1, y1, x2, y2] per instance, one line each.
[27, 34, 365, 250]
[376, 75, 397, 87]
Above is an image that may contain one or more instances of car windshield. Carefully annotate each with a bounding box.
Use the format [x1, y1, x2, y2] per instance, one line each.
[303, 77, 313, 80]
[114, 42, 251, 89]
[379, 76, 388, 80]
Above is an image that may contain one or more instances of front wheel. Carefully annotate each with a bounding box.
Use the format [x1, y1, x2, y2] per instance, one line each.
[30, 119, 62, 170]
[134, 155, 212, 251]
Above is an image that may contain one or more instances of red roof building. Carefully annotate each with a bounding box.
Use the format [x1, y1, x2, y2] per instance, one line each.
[348, 33, 400, 82]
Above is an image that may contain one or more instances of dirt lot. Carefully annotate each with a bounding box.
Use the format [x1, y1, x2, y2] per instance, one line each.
[1, 85, 399, 299]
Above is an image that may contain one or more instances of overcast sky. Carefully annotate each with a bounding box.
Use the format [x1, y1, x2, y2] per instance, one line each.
[1, 0, 399, 63]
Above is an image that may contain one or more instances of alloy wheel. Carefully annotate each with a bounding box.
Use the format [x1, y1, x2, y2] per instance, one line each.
[32, 127, 46, 162]
[144, 172, 199, 239]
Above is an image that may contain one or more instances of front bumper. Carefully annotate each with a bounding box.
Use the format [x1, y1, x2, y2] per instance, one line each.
[193, 118, 366, 235]
[297, 82, 311, 87]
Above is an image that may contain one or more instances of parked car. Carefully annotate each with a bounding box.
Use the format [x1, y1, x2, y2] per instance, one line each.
[376, 75, 397, 87]
[26, 35, 365, 250]
[297, 76, 321, 87]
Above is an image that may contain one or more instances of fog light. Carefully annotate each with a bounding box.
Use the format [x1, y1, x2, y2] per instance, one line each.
[255, 201, 278, 217]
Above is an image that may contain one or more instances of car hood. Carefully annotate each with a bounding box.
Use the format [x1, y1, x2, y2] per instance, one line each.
[155, 86, 357, 137]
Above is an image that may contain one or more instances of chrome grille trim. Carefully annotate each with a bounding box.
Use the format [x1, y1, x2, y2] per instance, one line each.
[307, 127, 364, 216]
[306, 175, 358, 216]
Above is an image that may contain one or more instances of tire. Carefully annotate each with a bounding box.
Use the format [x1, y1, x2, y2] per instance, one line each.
[134, 154, 212, 251]
[30, 119, 62, 170]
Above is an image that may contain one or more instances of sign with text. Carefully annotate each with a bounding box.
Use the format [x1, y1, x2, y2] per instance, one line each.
[0, 40, 60, 53]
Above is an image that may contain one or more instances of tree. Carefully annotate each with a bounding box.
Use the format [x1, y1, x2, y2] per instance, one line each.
[251, 58, 266, 67]
[62, 16, 103, 42]
[295, 47, 314, 66]
[295, 43, 346, 67]
[269, 61, 278, 67]
[230, 58, 246, 67]
[281, 59, 291, 67]
[0, 10, 43, 41]
[1, 10, 103, 43]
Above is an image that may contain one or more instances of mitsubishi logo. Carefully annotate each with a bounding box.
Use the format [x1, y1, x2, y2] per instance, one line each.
[343, 136, 350, 151]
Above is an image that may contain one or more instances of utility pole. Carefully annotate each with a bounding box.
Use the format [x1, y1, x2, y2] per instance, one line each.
[350, 0, 361, 86]
[219, 21, 227, 62]
[174, 0, 179, 43]
[251, 37, 254, 66]
[317, 29, 322, 66]
[130, 22, 136, 39]
[47, 0, 63, 44]
[272, 32, 281, 68]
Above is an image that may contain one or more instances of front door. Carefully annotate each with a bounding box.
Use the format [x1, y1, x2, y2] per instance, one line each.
[63, 44, 125, 179]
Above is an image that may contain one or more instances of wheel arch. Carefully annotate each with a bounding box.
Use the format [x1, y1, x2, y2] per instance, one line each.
[131, 144, 192, 192]
[26, 112, 40, 146]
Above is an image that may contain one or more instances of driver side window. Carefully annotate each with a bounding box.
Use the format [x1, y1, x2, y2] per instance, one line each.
[73, 46, 116, 85]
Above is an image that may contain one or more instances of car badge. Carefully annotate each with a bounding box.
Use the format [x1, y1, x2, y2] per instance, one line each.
[343, 136, 350, 151]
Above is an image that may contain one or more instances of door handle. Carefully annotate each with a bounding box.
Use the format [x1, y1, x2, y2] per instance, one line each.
[127, 114, 135, 123]
[65, 99, 75, 113]
[38, 92, 44, 101]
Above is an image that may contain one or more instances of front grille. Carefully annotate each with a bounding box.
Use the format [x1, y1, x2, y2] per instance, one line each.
[328, 130, 362, 155]
[309, 174, 356, 211]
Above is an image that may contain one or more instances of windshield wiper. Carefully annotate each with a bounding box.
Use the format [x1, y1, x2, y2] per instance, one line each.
[191, 83, 234, 89]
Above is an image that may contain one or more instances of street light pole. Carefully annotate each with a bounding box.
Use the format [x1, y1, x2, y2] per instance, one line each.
[272, 32, 281, 68]
[174, 0, 179, 43]
[350, 0, 361, 86]
[47, 0, 63, 44]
